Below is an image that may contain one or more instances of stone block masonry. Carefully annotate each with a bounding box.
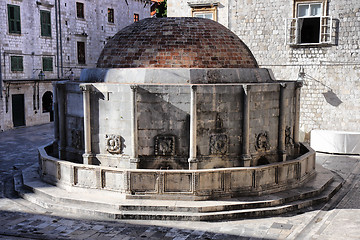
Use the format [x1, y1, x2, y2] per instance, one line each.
[168, 0, 360, 136]
[0, 0, 150, 131]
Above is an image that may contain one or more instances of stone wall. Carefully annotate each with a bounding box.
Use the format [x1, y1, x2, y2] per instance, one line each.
[0, 0, 150, 131]
[196, 85, 243, 168]
[39, 142, 316, 199]
[61, 0, 151, 77]
[1, 81, 53, 130]
[168, 0, 360, 136]
[137, 85, 191, 169]
[59, 80, 299, 169]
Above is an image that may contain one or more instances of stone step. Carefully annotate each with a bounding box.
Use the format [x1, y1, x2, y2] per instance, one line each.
[116, 178, 342, 221]
[16, 164, 343, 221]
[116, 176, 343, 221]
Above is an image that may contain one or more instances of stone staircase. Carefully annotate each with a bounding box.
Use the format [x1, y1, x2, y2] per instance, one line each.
[15, 164, 343, 221]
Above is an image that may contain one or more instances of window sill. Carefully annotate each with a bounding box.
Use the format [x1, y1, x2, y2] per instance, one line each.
[8, 32, 22, 36]
[289, 42, 333, 48]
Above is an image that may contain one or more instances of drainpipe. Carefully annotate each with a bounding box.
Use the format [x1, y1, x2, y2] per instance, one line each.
[55, 0, 60, 79]
[228, 0, 232, 30]
[58, 0, 64, 77]
[0, 48, 2, 98]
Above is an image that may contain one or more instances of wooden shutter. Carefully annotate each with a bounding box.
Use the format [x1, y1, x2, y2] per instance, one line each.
[8, 5, 21, 34]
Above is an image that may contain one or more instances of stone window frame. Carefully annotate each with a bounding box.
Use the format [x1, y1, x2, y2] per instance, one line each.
[77, 41, 86, 64]
[7, 4, 21, 34]
[42, 57, 53, 72]
[76, 2, 85, 19]
[108, 8, 114, 23]
[287, 0, 333, 46]
[40, 10, 51, 37]
[10, 56, 24, 72]
[188, 3, 218, 21]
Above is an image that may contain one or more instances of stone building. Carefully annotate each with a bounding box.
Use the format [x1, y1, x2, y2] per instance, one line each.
[0, 0, 150, 131]
[168, 0, 360, 140]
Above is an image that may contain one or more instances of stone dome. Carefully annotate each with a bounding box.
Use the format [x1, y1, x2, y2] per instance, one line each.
[97, 17, 258, 69]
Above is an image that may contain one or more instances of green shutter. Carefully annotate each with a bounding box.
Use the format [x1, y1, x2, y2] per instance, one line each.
[11, 56, 23, 72]
[40, 11, 51, 37]
[43, 57, 53, 72]
[8, 5, 21, 34]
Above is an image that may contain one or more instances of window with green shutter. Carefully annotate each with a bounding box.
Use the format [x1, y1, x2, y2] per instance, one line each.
[11, 56, 23, 72]
[43, 57, 53, 72]
[40, 10, 51, 37]
[8, 4, 21, 34]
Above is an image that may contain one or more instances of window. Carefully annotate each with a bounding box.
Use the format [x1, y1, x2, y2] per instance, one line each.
[287, 0, 333, 45]
[8, 4, 21, 34]
[76, 2, 84, 19]
[11, 56, 23, 72]
[42, 57, 53, 72]
[108, 8, 114, 23]
[193, 12, 214, 20]
[134, 13, 139, 22]
[40, 10, 51, 37]
[77, 41, 85, 64]
[188, 3, 218, 21]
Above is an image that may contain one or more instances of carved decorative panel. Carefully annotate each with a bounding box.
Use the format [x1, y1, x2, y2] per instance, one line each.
[154, 135, 175, 156]
[71, 129, 82, 150]
[105, 134, 124, 154]
[210, 134, 228, 155]
[285, 126, 292, 145]
[255, 131, 270, 151]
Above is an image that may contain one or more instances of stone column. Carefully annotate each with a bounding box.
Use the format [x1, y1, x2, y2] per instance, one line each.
[57, 83, 66, 160]
[52, 82, 59, 156]
[130, 85, 140, 169]
[81, 84, 93, 165]
[188, 85, 198, 170]
[294, 81, 303, 151]
[278, 83, 287, 162]
[241, 85, 252, 167]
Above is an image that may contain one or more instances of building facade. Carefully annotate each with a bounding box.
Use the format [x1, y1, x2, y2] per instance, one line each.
[0, 0, 150, 131]
[168, 0, 360, 139]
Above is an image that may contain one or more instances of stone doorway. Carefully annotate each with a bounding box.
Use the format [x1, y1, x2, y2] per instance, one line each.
[12, 94, 26, 127]
[42, 91, 53, 122]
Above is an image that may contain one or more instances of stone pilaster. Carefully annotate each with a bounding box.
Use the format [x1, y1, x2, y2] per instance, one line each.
[52, 82, 59, 156]
[278, 83, 287, 162]
[294, 80, 303, 152]
[130, 85, 140, 169]
[57, 83, 66, 160]
[188, 85, 198, 170]
[80, 84, 93, 165]
[241, 85, 252, 167]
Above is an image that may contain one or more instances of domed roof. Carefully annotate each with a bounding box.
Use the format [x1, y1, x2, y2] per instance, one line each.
[97, 17, 258, 69]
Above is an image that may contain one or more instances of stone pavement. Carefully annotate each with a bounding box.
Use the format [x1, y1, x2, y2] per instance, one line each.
[0, 123, 359, 239]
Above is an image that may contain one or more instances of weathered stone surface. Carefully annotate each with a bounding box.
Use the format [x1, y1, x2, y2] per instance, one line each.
[168, 0, 360, 136]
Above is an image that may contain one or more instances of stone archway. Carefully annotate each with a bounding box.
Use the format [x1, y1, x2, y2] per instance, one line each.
[42, 91, 53, 122]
